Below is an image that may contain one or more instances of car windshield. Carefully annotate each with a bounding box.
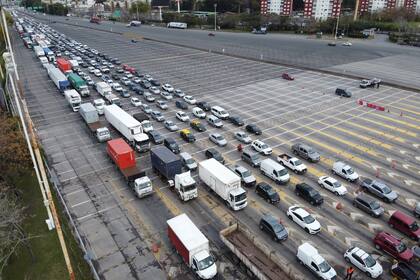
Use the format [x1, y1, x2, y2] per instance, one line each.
[242, 170, 251, 177]
[261, 144, 269, 149]
[197, 255, 215, 271]
[364, 255, 376, 268]
[278, 169, 288, 176]
[273, 223, 285, 233]
[309, 190, 318, 196]
[235, 192, 247, 202]
[396, 242, 407, 253]
[294, 159, 303, 166]
[185, 158, 194, 165]
[333, 181, 342, 188]
[303, 214, 315, 224]
[370, 201, 381, 210]
[345, 167, 354, 174]
[319, 261, 332, 273]
[381, 185, 392, 194]
[409, 222, 419, 231]
[215, 135, 223, 140]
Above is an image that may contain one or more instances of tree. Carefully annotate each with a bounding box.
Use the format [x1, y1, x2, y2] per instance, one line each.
[129, 1, 150, 15]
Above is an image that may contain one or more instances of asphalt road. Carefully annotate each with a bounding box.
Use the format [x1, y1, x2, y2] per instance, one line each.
[14, 12, 420, 280]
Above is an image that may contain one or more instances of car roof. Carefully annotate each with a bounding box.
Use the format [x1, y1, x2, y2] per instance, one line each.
[262, 215, 279, 226]
[391, 210, 415, 224]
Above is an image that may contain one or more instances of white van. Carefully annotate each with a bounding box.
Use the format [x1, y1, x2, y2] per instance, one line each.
[332, 161, 359, 182]
[211, 106, 229, 120]
[192, 107, 206, 119]
[297, 243, 337, 280]
[207, 115, 223, 128]
[260, 158, 289, 184]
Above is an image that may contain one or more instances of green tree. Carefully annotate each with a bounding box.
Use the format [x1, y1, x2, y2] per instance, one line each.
[130, 1, 150, 15]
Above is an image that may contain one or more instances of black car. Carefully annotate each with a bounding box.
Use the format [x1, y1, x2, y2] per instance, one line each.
[164, 138, 180, 154]
[132, 86, 144, 95]
[259, 215, 288, 242]
[255, 182, 279, 204]
[229, 115, 244, 126]
[150, 79, 160, 86]
[111, 74, 120, 80]
[79, 62, 88, 68]
[197, 101, 210, 111]
[246, 124, 262, 135]
[148, 131, 163, 144]
[295, 183, 323, 205]
[205, 148, 225, 164]
[175, 100, 188, 110]
[391, 262, 417, 280]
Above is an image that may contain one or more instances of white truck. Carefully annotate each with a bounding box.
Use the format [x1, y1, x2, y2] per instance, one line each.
[167, 214, 217, 280]
[199, 158, 247, 211]
[277, 153, 307, 174]
[33, 45, 44, 57]
[104, 104, 150, 152]
[79, 103, 111, 142]
[68, 59, 79, 69]
[95, 82, 112, 97]
[297, 243, 337, 280]
[64, 89, 81, 112]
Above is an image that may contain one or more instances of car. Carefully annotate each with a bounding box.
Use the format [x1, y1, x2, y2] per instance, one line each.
[335, 87, 352, 97]
[230, 164, 256, 187]
[328, 41, 336, 46]
[332, 161, 359, 182]
[156, 100, 168, 110]
[148, 130, 163, 144]
[131, 97, 142, 107]
[121, 77, 131, 86]
[234, 131, 252, 144]
[143, 92, 156, 102]
[197, 101, 210, 111]
[344, 247, 383, 278]
[140, 80, 151, 89]
[190, 119, 206, 132]
[209, 133, 227, 146]
[183, 95, 196, 105]
[360, 78, 381, 88]
[373, 232, 413, 262]
[116, 67, 124, 73]
[93, 69, 102, 77]
[150, 79, 160, 86]
[162, 83, 174, 93]
[211, 106, 229, 120]
[192, 107, 206, 119]
[141, 103, 152, 114]
[205, 148, 225, 164]
[175, 100, 188, 110]
[246, 124, 262, 135]
[282, 73, 294, 81]
[112, 83, 123, 92]
[229, 115, 244, 126]
[287, 205, 321, 234]
[318, 176, 347, 196]
[120, 89, 130, 98]
[207, 115, 223, 128]
[132, 86, 144, 95]
[180, 152, 197, 171]
[180, 129, 196, 143]
[259, 215, 288, 242]
[360, 178, 398, 203]
[352, 195, 384, 217]
[151, 111, 165, 122]
[161, 91, 173, 100]
[176, 111, 189, 122]
[388, 211, 420, 241]
[241, 149, 262, 167]
[251, 140, 272, 155]
[144, 74, 153, 81]
[391, 262, 418, 280]
[149, 86, 160, 95]
[295, 183, 323, 206]
[86, 79, 94, 86]
[255, 182, 279, 204]
[88, 66, 95, 73]
[132, 77, 141, 84]
[164, 120, 178, 132]
[164, 137, 180, 154]
[342, 41, 352, 46]
[291, 143, 320, 162]
[174, 89, 185, 97]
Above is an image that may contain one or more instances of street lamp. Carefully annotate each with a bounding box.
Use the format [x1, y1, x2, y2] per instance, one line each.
[334, 0, 343, 40]
[214, 3, 217, 31]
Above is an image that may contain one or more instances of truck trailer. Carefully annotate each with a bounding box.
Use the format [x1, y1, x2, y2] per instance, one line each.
[167, 214, 217, 279]
[107, 138, 153, 198]
[57, 58, 72, 74]
[68, 73, 89, 97]
[64, 89, 81, 112]
[104, 104, 150, 152]
[46, 65, 70, 93]
[79, 103, 111, 142]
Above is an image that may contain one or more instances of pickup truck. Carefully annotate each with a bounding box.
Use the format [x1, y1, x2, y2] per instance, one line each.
[277, 154, 307, 174]
[360, 78, 381, 88]
[291, 143, 320, 162]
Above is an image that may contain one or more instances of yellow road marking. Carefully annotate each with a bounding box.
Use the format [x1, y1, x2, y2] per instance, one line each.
[354, 117, 417, 138]
[371, 112, 420, 130]
[390, 105, 420, 117]
[155, 187, 182, 216]
[345, 122, 405, 144]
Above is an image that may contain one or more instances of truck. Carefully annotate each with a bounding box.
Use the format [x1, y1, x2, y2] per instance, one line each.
[133, 112, 153, 133]
[360, 78, 381, 88]
[107, 138, 153, 198]
[46, 65, 70, 93]
[68, 73, 89, 97]
[33, 45, 44, 57]
[105, 93, 121, 107]
[79, 103, 111, 142]
[220, 223, 290, 280]
[104, 104, 150, 152]
[57, 58, 72, 74]
[167, 214, 217, 279]
[199, 158, 247, 210]
[95, 82, 112, 97]
[64, 89, 81, 112]
[150, 146, 197, 201]
[277, 153, 307, 174]
[42, 47, 55, 62]
[68, 59, 79, 70]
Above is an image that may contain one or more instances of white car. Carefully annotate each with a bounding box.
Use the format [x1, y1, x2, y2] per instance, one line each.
[162, 83, 174, 93]
[160, 91, 173, 100]
[93, 69, 102, 77]
[126, 73, 133, 79]
[176, 111, 189, 122]
[318, 176, 347, 196]
[88, 66, 95, 73]
[183, 95, 196, 105]
[192, 107, 206, 119]
[156, 100, 168, 110]
[131, 97, 142, 107]
[342, 42, 352, 46]
[93, 98, 105, 115]
[174, 89, 185, 97]
[209, 133, 227, 146]
[132, 77, 141, 84]
[143, 92, 155, 102]
[149, 86, 160, 95]
[121, 77, 131, 86]
[112, 83, 123, 92]
[344, 247, 383, 278]
[252, 140, 272, 155]
[234, 131, 252, 144]
[141, 103, 152, 114]
[287, 205, 321, 234]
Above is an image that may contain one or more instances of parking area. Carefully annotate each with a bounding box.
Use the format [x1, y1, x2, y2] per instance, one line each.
[14, 16, 420, 280]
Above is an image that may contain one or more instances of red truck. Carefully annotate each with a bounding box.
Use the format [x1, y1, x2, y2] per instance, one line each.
[107, 138, 153, 198]
[57, 58, 72, 74]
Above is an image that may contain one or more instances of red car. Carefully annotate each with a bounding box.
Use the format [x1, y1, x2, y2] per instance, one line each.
[122, 64, 137, 74]
[282, 73, 294, 81]
[373, 231, 413, 262]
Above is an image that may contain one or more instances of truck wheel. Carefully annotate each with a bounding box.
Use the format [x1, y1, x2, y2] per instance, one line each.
[332, 170, 336, 175]
[345, 257, 350, 262]
[292, 150, 297, 155]
[365, 272, 372, 278]
[294, 170, 298, 174]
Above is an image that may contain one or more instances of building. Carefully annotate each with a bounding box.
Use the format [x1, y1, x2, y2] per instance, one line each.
[260, 0, 341, 20]
[358, 0, 419, 14]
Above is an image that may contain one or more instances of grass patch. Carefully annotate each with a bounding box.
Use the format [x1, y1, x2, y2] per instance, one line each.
[2, 171, 93, 280]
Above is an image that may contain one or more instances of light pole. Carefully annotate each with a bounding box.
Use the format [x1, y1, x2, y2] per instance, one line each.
[214, 3, 217, 31]
[334, 0, 343, 40]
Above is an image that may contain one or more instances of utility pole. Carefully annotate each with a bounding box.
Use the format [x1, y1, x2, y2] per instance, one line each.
[214, 3, 217, 31]
[136, 1, 139, 20]
[177, 0, 180, 13]
[353, 0, 359, 21]
[334, 0, 342, 40]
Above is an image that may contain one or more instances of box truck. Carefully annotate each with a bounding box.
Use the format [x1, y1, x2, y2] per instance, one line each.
[42, 47, 55, 62]
[167, 214, 217, 279]
[33, 45, 44, 57]
[150, 146, 197, 201]
[64, 89, 81, 112]
[57, 58, 72, 74]
[79, 103, 111, 142]
[95, 82, 112, 97]
[46, 65, 70, 93]
[69, 59, 79, 70]
[133, 112, 153, 133]
[199, 159, 247, 210]
[104, 104, 150, 152]
[68, 73, 89, 97]
[107, 138, 153, 198]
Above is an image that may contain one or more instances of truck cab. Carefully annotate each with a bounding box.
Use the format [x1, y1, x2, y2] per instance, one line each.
[173, 172, 197, 201]
[192, 251, 217, 280]
[133, 133, 150, 152]
[132, 176, 153, 198]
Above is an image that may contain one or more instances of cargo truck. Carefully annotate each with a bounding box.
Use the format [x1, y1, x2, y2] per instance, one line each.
[33, 45, 44, 57]
[95, 82, 112, 97]
[46, 65, 70, 93]
[104, 104, 150, 152]
[133, 112, 153, 133]
[64, 89, 81, 112]
[42, 47, 55, 62]
[107, 138, 153, 198]
[220, 223, 290, 280]
[79, 103, 111, 142]
[199, 159, 247, 210]
[68, 73, 90, 97]
[167, 214, 217, 279]
[150, 146, 197, 201]
[277, 153, 307, 174]
[69, 59, 79, 70]
[57, 58, 72, 74]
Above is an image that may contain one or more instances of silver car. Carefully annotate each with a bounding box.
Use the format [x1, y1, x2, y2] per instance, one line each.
[151, 111, 165, 122]
[164, 120, 178, 132]
[209, 133, 227, 146]
[360, 178, 398, 203]
[144, 92, 156, 102]
[156, 100, 168, 110]
[141, 103, 152, 114]
[234, 131, 252, 144]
